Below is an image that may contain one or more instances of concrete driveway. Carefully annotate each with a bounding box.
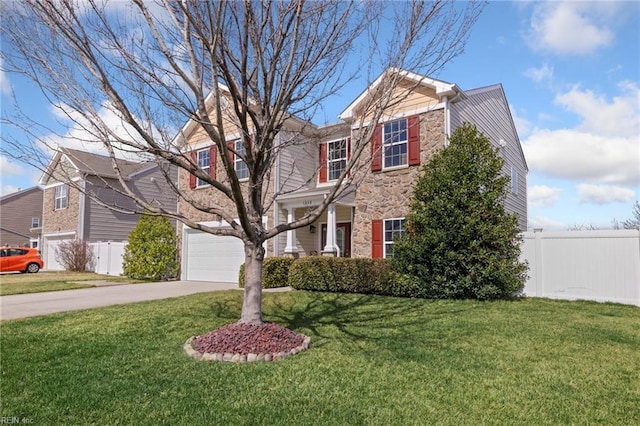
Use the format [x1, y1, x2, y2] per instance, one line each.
[0, 281, 242, 320]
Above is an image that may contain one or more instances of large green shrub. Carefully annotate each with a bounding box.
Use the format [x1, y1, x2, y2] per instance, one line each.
[392, 123, 527, 300]
[122, 215, 178, 281]
[288, 257, 419, 297]
[238, 257, 295, 288]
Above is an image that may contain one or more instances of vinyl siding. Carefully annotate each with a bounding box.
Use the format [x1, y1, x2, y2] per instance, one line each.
[450, 85, 528, 231]
[84, 165, 178, 242]
[0, 187, 43, 246]
[277, 130, 318, 193]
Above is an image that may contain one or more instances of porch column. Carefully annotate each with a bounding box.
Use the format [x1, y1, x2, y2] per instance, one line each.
[322, 203, 338, 257]
[283, 207, 298, 257]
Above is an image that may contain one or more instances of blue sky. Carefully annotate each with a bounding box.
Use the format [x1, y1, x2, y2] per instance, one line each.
[1, 1, 639, 230]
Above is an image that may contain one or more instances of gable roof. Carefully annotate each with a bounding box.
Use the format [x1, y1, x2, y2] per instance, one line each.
[39, 147, 154, 185]
[339, 67, 466, 121]
[458, 83, 529, 172]
[0, 186, 42, 202]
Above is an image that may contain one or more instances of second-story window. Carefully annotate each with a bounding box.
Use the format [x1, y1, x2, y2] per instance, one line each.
[327, 139, 347, 181]
[31, 217, 40, 228]
[197, 149, 210, 187]
[383, 118, 408, 168]
[55, 185, 68, 210]
[234, 140, 249, 180]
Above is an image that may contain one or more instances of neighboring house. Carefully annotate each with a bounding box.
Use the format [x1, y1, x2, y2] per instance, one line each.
[177, 68, 528, 282]
[0, 186, 44, 248]
[39, 147, 178, 271]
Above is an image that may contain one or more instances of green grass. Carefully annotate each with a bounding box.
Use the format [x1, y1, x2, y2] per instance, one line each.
[1, 291, 639, 425]
[0, 271, 143, 296]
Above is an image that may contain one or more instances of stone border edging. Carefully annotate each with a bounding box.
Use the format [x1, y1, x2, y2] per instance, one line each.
[183, 335, 312, 363]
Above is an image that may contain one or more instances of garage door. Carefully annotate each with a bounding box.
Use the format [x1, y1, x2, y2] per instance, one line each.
[182, 229, 245, 283]
[43, 236, 74, 271]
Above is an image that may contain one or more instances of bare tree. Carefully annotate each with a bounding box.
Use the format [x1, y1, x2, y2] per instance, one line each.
[1, 0, 484, 324]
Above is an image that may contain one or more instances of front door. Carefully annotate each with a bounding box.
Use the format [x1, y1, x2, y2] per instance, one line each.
[321, 222, 351, 257]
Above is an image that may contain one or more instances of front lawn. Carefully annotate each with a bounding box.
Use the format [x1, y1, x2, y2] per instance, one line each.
[0, 271, 141, 296]
[1, 291, 638, 424]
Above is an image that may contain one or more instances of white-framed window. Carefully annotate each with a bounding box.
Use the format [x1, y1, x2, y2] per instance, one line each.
[234, 140, 249, 180]
[511, 166, 518, 195]
[384, 218, 405, 258]
[31, 217, 40, 228]
[327, 139, 347, 181]
[383, 118, 408, 168]
[196, 148, 210, 187]
[55, 185, 68, 210]
[30, 239, 39, 249]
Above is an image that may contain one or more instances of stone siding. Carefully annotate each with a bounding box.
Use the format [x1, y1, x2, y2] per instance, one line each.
[42, 185, 81, 236]
[351, 109, 445, 257]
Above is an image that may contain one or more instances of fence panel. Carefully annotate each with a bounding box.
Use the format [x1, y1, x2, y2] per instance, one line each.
[90, 241, 127, 276]
[520, 229, 640, 306]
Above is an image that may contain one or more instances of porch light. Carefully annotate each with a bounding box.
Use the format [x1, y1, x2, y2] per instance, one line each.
[309, 225, 316, 234]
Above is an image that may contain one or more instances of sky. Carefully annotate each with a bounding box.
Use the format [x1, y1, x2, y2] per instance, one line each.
[1, 1, 639, 230]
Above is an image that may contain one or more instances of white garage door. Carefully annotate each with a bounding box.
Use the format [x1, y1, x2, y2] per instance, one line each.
[43, 236, 73, 271]
[183, 229, 245, 283]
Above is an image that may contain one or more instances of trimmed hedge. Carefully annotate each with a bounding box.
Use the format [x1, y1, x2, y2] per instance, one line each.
[288, 257, 421, 298]
[238, 257, 295, 288]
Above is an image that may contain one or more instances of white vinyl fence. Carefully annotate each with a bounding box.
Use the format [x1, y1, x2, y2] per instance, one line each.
[89, 241, 127, 276]
[520, 229, 640, 306]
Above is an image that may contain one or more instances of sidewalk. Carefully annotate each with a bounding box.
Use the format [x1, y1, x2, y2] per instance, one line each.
[1, 281, 243, 320]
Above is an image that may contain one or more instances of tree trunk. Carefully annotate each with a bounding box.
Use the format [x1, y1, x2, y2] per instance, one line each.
[240, 242, 265, 324]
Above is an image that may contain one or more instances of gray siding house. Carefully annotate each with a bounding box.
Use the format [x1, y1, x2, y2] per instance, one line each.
[39, 148, 178, 270]
[0, 186, 43, 248]
[176, 68, 529, 282]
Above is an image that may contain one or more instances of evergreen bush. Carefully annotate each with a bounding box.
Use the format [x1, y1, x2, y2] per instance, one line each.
[122, 215, 178, 281]
[392, 123, 527, 300]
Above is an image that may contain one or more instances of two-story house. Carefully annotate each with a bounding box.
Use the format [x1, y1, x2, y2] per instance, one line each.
[0, 186, 43, 248]
[39, 147, 178, 270]
[178, 69, 528, 282]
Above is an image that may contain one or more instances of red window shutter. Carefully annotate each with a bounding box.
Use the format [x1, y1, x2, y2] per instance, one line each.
[371, 124, 382, 172]
[209, 145, 217, 180]
[319, 143, 327, 183]
[371, 219, 383, 258]
[189, 151, 197, 189]
[227, 141, 235, 164]
[408, 114, 421, 166]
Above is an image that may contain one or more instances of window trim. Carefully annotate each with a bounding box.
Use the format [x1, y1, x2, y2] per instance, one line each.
[196, 148, 211, 187]
[31, 217, 40, 228]
[54, 185, 68, 210]
[234, 139, 249, 180]
[382, 118, 408, 169]
[383, 217, 406, 258]
[326, 138, 348, 182]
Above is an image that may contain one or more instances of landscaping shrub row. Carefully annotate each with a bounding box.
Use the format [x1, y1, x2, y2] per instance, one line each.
[239, 256, 421, 298]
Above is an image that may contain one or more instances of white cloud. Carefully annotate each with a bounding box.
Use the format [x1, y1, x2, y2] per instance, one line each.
[0, 155, 24, 177]
[555, 81, 640, 138]
[528, 216, 566, 231]
[523, 81, 640, 187]
[523, 129, 639, 186]
[509, 105, 531, 137]
[0, 57, 12, 95]
[523, 64, 553, 84]
[528, 3, 614, 55]
[577, 184, 636, 205]
[529, 185, 563, 208]
[42, 102, 154, 162]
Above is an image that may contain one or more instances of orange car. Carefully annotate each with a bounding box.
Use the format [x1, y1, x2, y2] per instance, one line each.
[0, 247, 44, 273]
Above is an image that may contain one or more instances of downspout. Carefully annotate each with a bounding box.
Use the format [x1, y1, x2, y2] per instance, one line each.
[443, 96, 451, 147]
[78, 176, 86, 241]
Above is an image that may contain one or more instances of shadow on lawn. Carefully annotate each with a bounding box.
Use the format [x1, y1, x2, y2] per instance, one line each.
[271, 291, 485, 348]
